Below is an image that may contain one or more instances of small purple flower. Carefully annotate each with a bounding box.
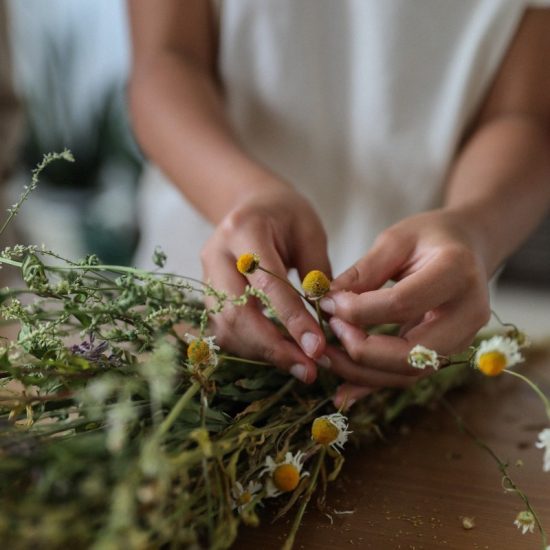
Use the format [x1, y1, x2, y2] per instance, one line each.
[71, 334, 109, 362]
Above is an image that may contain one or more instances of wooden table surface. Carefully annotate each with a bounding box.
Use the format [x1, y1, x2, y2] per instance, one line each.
[237, 349, 550, 550]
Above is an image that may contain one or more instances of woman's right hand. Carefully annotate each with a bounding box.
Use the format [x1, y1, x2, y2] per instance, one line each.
[201, 186, 332, 384]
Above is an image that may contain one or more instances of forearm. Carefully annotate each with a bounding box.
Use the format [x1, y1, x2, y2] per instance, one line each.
[128, 51, 287, 224]
[443, 115, 550, 276]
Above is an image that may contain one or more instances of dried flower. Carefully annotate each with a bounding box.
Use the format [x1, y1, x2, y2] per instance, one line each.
[236, 253, 260, 275]
[474, 336, 523, 376]
[514, 510, 535, 535]
[184, 333, 219, 368]
[152, 246, 167, 268]
[261, 451, 309, 497]
[536, 428, 550, 472]
[461, 516, 475, 530]
[71, 334, 109, 362]
[301, 270, 330, 300]
[507, 327, 531, 349]
[230, 480, 263, 514]
[311, 412, 352, 452]
[408, 345, 440, 371]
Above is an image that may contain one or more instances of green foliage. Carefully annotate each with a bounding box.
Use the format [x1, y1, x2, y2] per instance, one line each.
[0, 152, 471, 549]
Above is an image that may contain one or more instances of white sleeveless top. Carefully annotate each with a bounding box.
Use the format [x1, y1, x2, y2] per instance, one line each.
[134, 0, 548, 279]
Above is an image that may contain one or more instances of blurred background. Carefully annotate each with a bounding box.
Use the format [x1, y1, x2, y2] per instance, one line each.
[1, 0, 549, 338]
[5, 0, 140, 266]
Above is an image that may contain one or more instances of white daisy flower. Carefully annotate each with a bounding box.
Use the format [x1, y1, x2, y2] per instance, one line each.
[408, 345, 440, 371]
[474, 336, 523, 377]
[311, 412, 352, 452]
[536, 428, 550, 473]
[514, 510, 535, 535]
[183, 333, 220, 368]
[260, 451, 309, 497]
[230, 480, 263, 513]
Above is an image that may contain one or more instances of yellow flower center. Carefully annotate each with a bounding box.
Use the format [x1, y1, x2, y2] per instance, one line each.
[272, 463, 300, 492]
[187, 339, 210, 365]
[477, 351, 507, 376]
[311, 417, 339, 445]
[238, 491, 252, 505]
[301, 270, 331, 299]
[236, 253, 260, 275]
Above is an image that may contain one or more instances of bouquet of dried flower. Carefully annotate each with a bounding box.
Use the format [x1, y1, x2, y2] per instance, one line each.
[0, 153, 548, 550]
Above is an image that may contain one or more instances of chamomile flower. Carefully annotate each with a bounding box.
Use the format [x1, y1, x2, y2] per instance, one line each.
[301, 270, 331, 300]
[507, 327, 531, 349]
[408, 345, 440, 371]
[260, 450, 309, 497]
[230, 480, 263, 514]
[236, 253, 260, 275]
[183, 333, 220, 368]
[514, 510, 535, 535]
[474, 336, 523, 377]
[536, 428, 550, 473]
[311, 412, 352, 452]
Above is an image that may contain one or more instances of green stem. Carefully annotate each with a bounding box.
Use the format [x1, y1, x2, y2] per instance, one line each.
[222, 378, 296, 438]
[0, 257, 22, 268]
[314, 300, 328, 339]
[491, 309, 517, 332]
[258, 266, 307, 300]
[440, 397, 548, 548]
[503, 369, 550, 422]
[219, 354, 271, 367]
[0, 150, 74, 237]
[282, 448, 326, 550]
[199, 389, 215, 540]
[157, 364, 217, 438]
[0, 255, 205, 293]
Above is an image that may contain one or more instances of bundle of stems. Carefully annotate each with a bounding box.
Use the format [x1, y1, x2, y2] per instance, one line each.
[0, 152, 485, 549]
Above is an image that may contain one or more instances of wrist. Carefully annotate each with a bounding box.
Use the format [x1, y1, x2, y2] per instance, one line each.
[441, 203, 504, 277]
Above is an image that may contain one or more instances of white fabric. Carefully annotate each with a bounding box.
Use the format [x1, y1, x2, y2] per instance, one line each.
[134, 0, 545, 279]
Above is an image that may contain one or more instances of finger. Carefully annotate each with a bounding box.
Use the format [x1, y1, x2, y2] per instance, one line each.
[329, 317, 419, 375]
[234, 240, 326, 360]
[330, 231, 413, 293]
[292, 232, 333, 281]
[403, 293, 490, 356]
[323, 345, 423, 387]
[203, 250, 318, 383]
[213, 306, 318, 383]
[321, 259, 465, 326]
[333, 384, 376, 410]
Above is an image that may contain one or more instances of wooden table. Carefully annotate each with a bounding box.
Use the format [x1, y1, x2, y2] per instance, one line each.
[237, 349, 550, 550]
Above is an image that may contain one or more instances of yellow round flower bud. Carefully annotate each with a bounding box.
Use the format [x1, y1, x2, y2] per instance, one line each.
[311, 417, 339, 445]
[237, 491, 253, 506]
[272, 463, 300, 493]
[301, 270, 331, 299]
[187, 339, 211, 365]
[236, 253, 260, 275]
[477, 351, 507, 376]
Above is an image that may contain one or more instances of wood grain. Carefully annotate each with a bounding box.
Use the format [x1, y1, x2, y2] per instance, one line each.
[237, 350, 550, 550]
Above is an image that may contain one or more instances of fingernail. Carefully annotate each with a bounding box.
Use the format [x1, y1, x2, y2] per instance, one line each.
[290, 363, 308, 382]
[317, 354, 331, 369]
[319, 297, 335, 314]
[301, 332, 320, 358]
[330, 317, 344, 338]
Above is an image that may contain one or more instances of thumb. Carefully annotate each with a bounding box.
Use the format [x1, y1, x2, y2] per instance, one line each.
[331, 232, 413, 293]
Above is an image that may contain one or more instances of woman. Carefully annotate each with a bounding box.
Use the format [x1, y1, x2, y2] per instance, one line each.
[127, 1, 550, 406]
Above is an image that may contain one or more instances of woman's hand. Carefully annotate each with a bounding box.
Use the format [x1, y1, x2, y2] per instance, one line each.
[319, 209, 491, 407]
[201, 186, 332, 384]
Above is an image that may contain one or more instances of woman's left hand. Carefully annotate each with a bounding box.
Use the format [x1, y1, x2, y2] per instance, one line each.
[319, 209, 492, 408]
